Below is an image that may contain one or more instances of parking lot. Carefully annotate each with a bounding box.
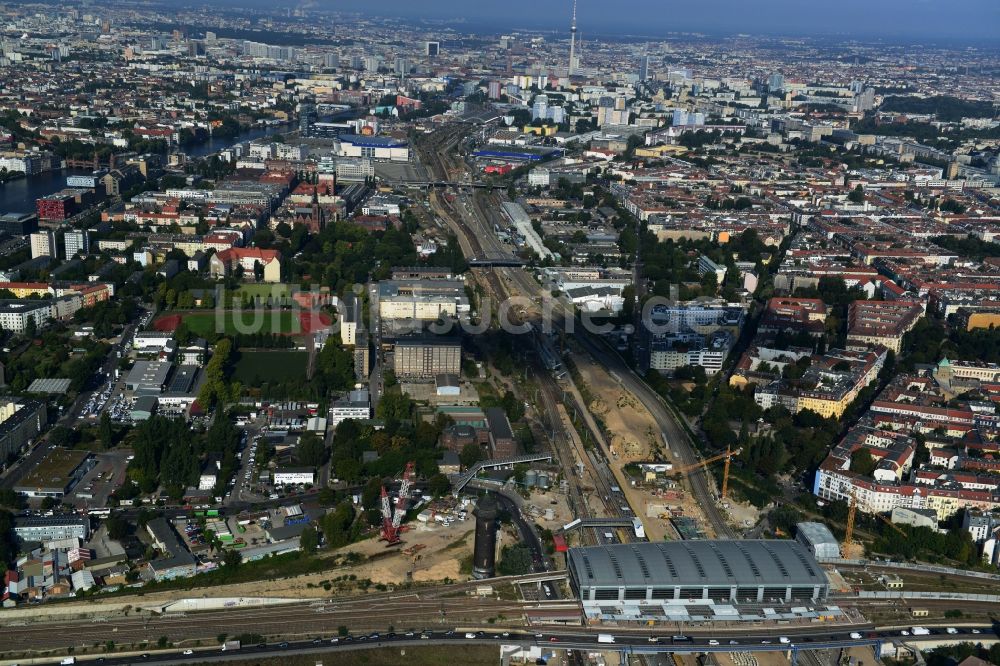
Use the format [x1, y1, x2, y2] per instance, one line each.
[65, 450, 131, 509]
[230, 427, 266, 504]
[81, 374, 117, 420]
[107, 391, 134, 425]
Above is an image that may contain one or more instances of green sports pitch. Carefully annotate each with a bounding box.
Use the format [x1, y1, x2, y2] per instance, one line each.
[181, 310, 300, 336]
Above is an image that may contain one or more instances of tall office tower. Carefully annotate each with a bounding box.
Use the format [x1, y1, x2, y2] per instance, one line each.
[568, 0, 578, 75]
[30, 231, 55, 259]
[324, 53, 339, 68]
[64, 229, 89, 258]
[768, 72, 785, 92]
[299, 102, 316, 136]
[532, 94, 549, 121]
[425, 41, 439, 57]
[638, 54, 650, 81]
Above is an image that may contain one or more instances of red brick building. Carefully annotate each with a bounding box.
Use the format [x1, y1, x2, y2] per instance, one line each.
[36, 194, 76, 221]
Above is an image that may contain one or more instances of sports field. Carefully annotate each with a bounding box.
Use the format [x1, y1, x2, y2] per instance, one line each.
[155, 310, 331, 336]
[183, 311, 300, 336]
[232, 351, 308, 385]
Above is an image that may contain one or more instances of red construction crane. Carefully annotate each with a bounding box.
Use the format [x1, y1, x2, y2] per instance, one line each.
[380, 461, 415, 546]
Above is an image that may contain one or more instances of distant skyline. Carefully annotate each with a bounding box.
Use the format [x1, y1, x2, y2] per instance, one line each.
[285, 0, 1000, 42]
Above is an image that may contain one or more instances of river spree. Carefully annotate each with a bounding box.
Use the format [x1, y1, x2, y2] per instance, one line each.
[0, 123, 292, 215]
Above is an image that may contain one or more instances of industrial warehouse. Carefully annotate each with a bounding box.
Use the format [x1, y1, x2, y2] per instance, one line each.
[567, 540, 833, 624]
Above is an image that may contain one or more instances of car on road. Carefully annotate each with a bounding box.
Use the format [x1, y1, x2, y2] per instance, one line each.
[728, 640, 740, 645]
[464, 633, 476, 639]
[709, 640, 720, 646]
[182, 650, 193, 655]
[278, 642, 289, 649]
[850, 633, 862, 640]
[779, 637, 790, 644]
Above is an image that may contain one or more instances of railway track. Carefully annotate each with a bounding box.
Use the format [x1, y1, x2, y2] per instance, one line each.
[2, 598, 579, 652]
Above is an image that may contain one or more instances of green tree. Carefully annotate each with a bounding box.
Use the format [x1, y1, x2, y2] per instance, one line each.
[460, 442, 484, 469]
[98, 412, 114, 450]
[300, 525, 319, 551]
[105, 514, 128, 540]
[197, 338, 234, 410]
[222, 549, 242, 568]
[316, 336, 356, 392]
[850, 448, 877, 476]
[621, 284, 636, 319]
[428, 473, 452, 497]
[320, 502, 356, 549]
[0, 488, 26, 510]
[496, 544, 533, 575]
[297, 431, 327, 467]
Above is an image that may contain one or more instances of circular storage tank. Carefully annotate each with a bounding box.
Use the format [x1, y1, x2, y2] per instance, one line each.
[537, 472, 550, 489]
[524, 469, 538, 488]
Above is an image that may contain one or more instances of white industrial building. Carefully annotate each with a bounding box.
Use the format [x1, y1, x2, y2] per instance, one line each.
[794, 522, 840, 560]
[501, 201, 553, 260]
[273, 468, 315, 486]
[337, 135, 409, 162]
[330, 389, 371, 427]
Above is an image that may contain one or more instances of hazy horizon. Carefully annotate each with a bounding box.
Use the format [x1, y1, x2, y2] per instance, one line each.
[217, 0, 1000, 43]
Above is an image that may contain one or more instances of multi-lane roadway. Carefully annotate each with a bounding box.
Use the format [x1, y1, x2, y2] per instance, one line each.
[15, 620, 999, 666]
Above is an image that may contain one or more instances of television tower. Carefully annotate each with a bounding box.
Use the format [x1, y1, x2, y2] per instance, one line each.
[568, 0, 578, 76]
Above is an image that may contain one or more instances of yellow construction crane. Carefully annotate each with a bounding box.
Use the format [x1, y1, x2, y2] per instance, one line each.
[673, 446, 742, 500]
[843, 491, 907, 557]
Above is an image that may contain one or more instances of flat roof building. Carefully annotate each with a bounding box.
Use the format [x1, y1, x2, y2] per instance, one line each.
[146, 518, 197, 581]
[14, 515, 90, 542]
[13, 447, 89, 498]
[125, 360, 172, 394]
[393, 334, 461, 379]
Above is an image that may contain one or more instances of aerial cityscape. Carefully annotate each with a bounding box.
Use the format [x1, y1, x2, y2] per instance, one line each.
[0, 1, 998, 665]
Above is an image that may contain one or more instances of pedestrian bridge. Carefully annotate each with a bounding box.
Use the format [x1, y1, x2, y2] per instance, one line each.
[451, 453, 554, 492]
